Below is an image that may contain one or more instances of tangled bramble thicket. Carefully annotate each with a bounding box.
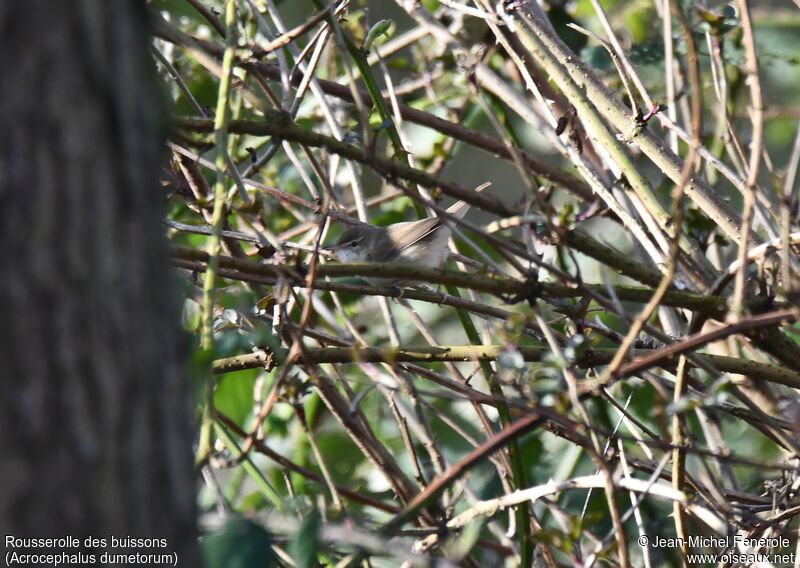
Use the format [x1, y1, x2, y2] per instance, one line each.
[157, 0, 800, 565]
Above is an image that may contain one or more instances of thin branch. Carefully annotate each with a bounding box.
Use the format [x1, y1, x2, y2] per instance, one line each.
[732, 0, 766, 316]
[209, 344, 800, 389]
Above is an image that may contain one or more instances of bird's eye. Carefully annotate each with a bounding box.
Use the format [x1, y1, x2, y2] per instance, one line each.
[349, 241, 358, 247]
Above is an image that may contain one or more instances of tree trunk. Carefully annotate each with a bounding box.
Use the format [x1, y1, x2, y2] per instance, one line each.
[0, 1, 200, 563]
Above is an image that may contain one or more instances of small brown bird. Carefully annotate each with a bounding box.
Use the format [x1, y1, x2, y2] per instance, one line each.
[324, 183, 490, 276]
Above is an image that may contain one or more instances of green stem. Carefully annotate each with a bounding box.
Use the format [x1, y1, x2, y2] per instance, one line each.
[196, 0, 237, 467]
[448, 288, 534, 567]
[217, 423, 285, 511]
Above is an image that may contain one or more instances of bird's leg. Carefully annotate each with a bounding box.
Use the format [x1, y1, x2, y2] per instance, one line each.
[386, 282, 404, 300]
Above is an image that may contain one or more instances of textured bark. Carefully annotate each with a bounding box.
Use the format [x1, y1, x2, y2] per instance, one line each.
[0, 1, 199, 563]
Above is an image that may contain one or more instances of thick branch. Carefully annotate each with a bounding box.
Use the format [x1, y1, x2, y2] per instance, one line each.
[212, 344, 800, 389]
[171, 245, 752, 317]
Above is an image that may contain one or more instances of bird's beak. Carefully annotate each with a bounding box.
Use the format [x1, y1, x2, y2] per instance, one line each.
[320, 243, 340, 259]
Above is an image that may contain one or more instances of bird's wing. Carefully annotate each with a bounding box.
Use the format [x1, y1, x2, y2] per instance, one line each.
[384, 218, 442, 259]
[381, 183, 490, 261]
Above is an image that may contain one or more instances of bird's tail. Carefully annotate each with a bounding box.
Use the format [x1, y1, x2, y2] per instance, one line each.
[445, 181, 491, 218]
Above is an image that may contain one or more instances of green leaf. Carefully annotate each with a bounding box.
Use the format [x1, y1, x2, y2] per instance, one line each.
[363, 19, 393, 51]
[444, 519, 483, 560]
[182, 298, 201, 332]
[239, 490, 269, 514]
[214, 368, 261, 425]
[289, 509, 322, 568]
[202, 517, 275, 568]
